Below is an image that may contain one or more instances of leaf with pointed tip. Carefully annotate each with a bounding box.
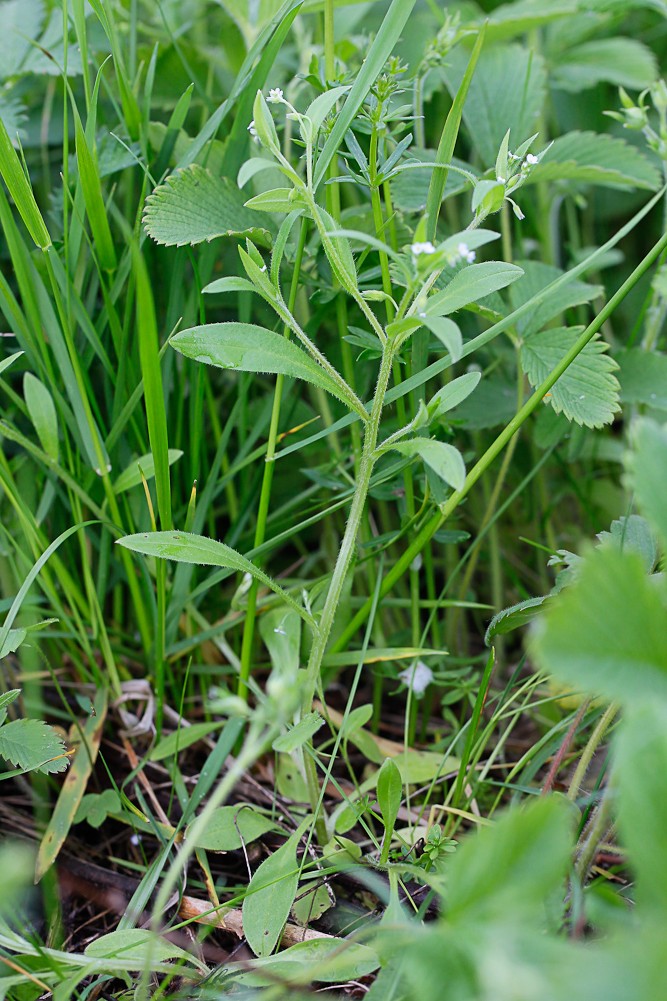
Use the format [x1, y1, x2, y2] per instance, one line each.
[387, 438, 465, 491]
[243, 822, 306, 956]
[520, 327, 620, 428]
[116, 531, 314, 626]
[422, 315, 463, 362]
[171, 322, 366, 419]
[143, 165, 271, 246]
[23, 372, 58, 461]
[427, 263, 524, 317]
[113, 449, 183, 495]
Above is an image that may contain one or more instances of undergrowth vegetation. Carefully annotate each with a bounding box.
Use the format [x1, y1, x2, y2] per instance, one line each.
[1, 0, 667, 997]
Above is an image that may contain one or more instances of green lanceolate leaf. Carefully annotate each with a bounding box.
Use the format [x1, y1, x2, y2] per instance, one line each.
[530, 545, 667, 706]
[85, 929, 203, 971]
[74, 115, 117, 272]
[143, 165, 272, 246]
[425, 25, 486, 242]
[426, 372, 481, 420]
[23, 372, 58, 461]
[377, 757, 402, 864]
[272, 711, 325, 752]
[0, 115, 51, 249]
[313, 0, 418, 189]
[242, 820, 307, 956]
[245, 187, 307, 213]
[386, 438, 466, 491]
[116, 531, 315, 627]
[185, 805, 279, 851]
[520, 327, 620, 428]
[421, 315, 463, 362]
[426, 262, 524, 317]
[113, 449, 183, 495]
[171, 322, 366, 420]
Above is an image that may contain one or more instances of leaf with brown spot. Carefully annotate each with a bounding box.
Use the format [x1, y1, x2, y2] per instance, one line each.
[35, 689, 107, 883]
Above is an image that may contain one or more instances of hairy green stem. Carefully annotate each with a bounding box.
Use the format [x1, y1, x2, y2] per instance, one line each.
[330, 226, 667, 651]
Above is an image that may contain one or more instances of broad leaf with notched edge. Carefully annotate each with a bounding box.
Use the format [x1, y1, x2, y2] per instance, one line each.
[0, 718, 69, 774]
[531, 545, 667, 706]
[527, 131, 661, 191]
[442, 43, 547, 164]
[426, 262, 524, 317]
[520, 327, 620, 428]
[143, 165, 272, 246]
[171, 322, 365, 419]
[116, 531, 314, 626]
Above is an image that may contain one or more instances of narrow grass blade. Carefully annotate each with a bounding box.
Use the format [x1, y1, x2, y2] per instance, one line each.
[73, 113, 117, 272]
[35, 688, 108, 882]
[313, 0, 418, 190]
[425, 26, 486, 243]
[0, 117, 51, 250]
[131, 243, 172, 531]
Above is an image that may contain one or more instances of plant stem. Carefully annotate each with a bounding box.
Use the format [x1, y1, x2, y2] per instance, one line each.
[302, 344, 396, 716]
[237, 220, 308, 699]
[330, 225, 667, 650]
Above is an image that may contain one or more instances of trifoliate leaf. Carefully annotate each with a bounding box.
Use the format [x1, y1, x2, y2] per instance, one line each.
[520, 327, 620, 428]
[143, 165, 271, 246]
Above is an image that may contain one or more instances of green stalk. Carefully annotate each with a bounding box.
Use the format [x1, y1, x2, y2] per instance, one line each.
[237, 220, 308, 699]
[331, 226, 667, 650]
[301, 342, 396, 718]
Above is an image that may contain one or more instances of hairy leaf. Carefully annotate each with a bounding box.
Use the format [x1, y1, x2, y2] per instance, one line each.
[0, 718, 69, 774]
[243, 823, 304, 956]
[520, 327, 620, 428]
[530, 131, 661, 191]
[427, 262, 524, 317]
[143, 165, 271, 246]
[171, 322, 365, 418]
[387, 438, 465, 491]
[117, 531, 314, 626]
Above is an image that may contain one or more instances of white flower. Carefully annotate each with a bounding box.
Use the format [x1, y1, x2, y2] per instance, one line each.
[457, 242, 476, 264]
[247, 120, 258, 137]
[399, 660, 434, 697]
[411, 241, 436, 256]
[267, 88, 284, 104]
[525, 153, 538, 165]
[496, 175, 506, 184]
